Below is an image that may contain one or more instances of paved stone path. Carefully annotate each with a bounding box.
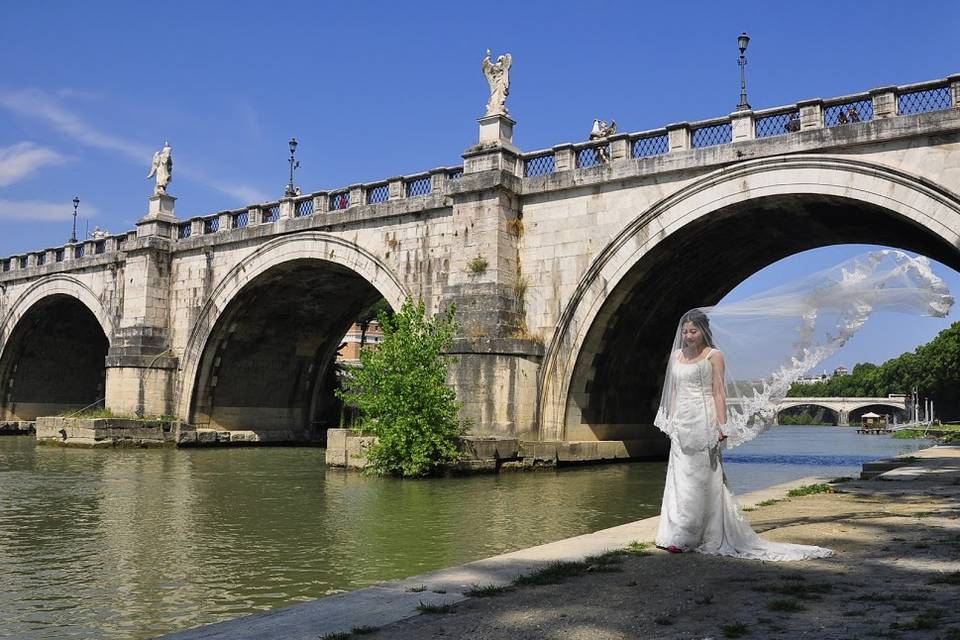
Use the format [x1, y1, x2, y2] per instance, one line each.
[161, 446, 960, 640]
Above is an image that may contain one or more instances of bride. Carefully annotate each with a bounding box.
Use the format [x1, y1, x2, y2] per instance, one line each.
[653, 251, 953, 561]
[654, 309, 832, 560]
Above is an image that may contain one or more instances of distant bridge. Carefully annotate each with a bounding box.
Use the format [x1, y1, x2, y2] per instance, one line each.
[776, 396, 907, 424]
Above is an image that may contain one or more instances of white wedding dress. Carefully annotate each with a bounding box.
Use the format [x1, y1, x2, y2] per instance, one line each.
[654, 350, 833, 561]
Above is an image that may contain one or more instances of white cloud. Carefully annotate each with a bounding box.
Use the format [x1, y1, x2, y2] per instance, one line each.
[204, 179, 270, 204]
[0, 198, 99, 221]
[0, 89, 268, 205]
[0, 89, 151, 162]
[0, 142, 67, 187]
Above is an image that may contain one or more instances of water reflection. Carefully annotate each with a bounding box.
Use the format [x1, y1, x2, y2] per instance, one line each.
[0, 427, 932, 639]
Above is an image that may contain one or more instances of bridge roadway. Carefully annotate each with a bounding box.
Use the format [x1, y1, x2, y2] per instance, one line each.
[1, 72, 959, 456]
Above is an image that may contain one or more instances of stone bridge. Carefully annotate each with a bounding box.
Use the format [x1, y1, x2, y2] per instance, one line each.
[2, 73, 959, 454]
[776, 396, 908, 425]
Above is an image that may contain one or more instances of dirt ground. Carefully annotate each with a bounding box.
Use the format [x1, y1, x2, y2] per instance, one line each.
[368, 455, 960, 639]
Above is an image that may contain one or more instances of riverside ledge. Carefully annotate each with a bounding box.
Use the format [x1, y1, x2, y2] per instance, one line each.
[157, 473, 848, 640]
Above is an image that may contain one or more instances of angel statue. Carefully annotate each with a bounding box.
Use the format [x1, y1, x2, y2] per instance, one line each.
[590, 119, 618, 162]
[147, 142, 173, 196]
[590, 119, 617, 140]
[482, 49, 512, 117]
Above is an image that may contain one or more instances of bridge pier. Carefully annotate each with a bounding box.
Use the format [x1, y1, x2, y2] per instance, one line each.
[442, 115, 543, 439]
[104, 201, 179, 418]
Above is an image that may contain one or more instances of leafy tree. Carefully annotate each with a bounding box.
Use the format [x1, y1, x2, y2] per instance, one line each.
[336, 298, 466, 477]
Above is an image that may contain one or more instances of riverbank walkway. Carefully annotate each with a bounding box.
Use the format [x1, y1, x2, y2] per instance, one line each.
[161, 446, 960, 639]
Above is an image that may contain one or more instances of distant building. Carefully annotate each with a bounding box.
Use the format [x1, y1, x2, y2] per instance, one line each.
[336, 321, 383, 362]
[794, 371, 831, 385]
[833, 366, 849, 376]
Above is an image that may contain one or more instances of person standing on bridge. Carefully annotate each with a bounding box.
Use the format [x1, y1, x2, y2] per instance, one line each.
[653, 250, 953, 560]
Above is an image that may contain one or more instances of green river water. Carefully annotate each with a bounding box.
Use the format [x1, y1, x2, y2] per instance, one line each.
[0, 428, 933, 639]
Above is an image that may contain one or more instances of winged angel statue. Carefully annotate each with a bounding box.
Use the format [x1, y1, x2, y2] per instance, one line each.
[482, 50, 512, 116]
[147, 142, 173, 195]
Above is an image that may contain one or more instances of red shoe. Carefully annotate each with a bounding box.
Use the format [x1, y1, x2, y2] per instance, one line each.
[656, 545, 684, 554]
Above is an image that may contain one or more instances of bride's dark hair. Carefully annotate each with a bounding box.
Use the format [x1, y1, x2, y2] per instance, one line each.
[681, 309, 716, 348]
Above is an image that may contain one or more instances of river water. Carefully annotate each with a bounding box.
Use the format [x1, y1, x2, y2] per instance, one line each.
[0, 427, 932, 639]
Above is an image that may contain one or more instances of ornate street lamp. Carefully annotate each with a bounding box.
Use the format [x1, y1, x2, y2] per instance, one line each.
[284, 137, 300, 198]
[736, 32, 751, 111]
[70, 196, 80, 243]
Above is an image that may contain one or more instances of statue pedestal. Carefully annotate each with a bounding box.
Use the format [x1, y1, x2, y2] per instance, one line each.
[478, 113, 516, 147]
[464, 114, 521, 176]
[144, 194, 177, 220]
[137, 194, 178, 239]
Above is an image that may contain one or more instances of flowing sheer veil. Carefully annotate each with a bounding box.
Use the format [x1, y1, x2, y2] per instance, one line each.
[654, 250, 954, 450]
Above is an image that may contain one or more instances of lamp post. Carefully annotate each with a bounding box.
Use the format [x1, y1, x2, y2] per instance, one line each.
[736, 32, 751, 111]
[70, 196, 80, 243]
[284, 137, 300, 198]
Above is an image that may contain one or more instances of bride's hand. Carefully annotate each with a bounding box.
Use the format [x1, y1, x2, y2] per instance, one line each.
[717, 430, 728, 443]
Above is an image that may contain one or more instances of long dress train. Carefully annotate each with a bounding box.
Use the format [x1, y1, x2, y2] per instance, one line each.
[654, 352, 833, 561]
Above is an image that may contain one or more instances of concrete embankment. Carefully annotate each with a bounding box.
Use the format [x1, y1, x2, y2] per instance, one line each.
[159, 446, 960, 639]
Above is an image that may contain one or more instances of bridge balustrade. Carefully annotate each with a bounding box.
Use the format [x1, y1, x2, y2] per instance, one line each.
[824, 95, 874, 127]
[405, 175, 432, 198]
[897, 82, 954, 116]
[523, 152, 556, 177]
[631, 132, 669, 158]
[262, 204, 281, 223]
[691, 120, 734, 148]
[754, 108, 801, 138]
[575, 143, 610, 168]
[366, 183, 389, 204]
[2, 75, 960, 271]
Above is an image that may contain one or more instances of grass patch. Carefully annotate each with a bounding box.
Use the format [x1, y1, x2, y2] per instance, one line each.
[351, 627, 377, 635]
[721, 622, 750, 637]
[767, 598, 807, 613]
[583, 551, 625, 572]
[624, 541, 651, 555]
[513, 561, 589, 586]
[928, 572, 960, 585]
[786, 483, 834, 497]
[464, 583, 514, 598]
[416, 601, 456, 614]
[407, 584, 427, 592]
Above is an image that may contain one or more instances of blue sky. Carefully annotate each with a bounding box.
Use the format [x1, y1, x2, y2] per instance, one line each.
[1, 1, 958, 367]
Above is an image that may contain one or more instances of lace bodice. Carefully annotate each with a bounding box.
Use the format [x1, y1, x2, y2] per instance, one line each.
[674, 353, 714, 400]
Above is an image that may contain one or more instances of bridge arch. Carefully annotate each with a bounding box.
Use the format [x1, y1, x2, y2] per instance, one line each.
[1, 275, 114, 345]
[775, 403, 841, 425]
[0, 276, 113, 420]
[176, 232, 410, 432]
[538, 155, 960, 442]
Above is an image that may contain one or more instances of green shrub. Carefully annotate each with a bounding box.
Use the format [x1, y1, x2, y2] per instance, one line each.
[336, 298, 466, 477]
